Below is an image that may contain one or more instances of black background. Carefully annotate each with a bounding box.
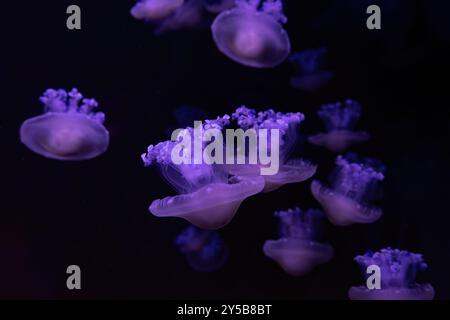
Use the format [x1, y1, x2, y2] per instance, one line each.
[1, 0, 449, 299]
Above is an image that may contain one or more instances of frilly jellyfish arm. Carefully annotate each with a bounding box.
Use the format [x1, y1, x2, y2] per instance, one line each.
[318, 100, 362, 132]
[349, 248, 435, 300]
[275, 207, 324, 240]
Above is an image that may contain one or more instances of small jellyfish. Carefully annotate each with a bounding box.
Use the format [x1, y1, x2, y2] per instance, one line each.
[227, 106, 317, 192]
[142, 116, 265, 230]
[311, 155, 384, 226]
[211, 0, 291, 68]
[349, 248, 435, 300]
[155, 0, 205, 34]
[176, 225, 229, 272]
[20, 88, 109, 161]
[308, 100, 370, 153]
[263, 208, 333, 276]
[289, 48, 334, 92]
[130, 0, 185, 21]
[203, 0, 236, 13]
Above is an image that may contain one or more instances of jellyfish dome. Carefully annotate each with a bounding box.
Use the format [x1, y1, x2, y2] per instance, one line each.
[142, 116, 265, 230]
[263, 208, 333, 276]
[20, 88, 109, 161]
[349, 248, 435, 300]
[311, 155, 384, 226]
[228, 106, 316, 192]
[176, 225, 229, 272]
[203, 0, 235, 13]
[130, 0, 185, 21]
[155, 0, 205, 34]
[308, 100, 370, 153]
[289, 48, 334, 92]
[211, 0, 291, 68]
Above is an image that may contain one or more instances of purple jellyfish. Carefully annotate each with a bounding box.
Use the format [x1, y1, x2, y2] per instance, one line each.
[211, 0, 291, 68]
[176, 225, 229, 272]
[203, 0, 235, 13]
[20, 88, 109, 161]
[155, 0, 205, 34]
[289, 48, 334, 92]
[311, 155, 384, 226]
[349, 248, 435, 300]
[142, 116, 265, 230]
[227, 106, 317, 192]
[130, 0, 185, 21]
[308, 100, 370, 153]
[263, 208, 333, 276]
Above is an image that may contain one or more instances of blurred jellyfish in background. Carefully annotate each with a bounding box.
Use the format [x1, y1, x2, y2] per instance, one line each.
[211, 0, 290, 68]
[20, 88, 109, 161]
[131, 0, 185, 21]
[176, 225, 229, 272]
[308, 100, 370, 153]
[142, 116, 265, 230]
[311, 155, 384, 226]
[228, 106, 317, 192]
[289, 48, 334, 92]
[349, 248, 435, 300]
[263, 208, 333, 276]
[203, 0, 236, 13]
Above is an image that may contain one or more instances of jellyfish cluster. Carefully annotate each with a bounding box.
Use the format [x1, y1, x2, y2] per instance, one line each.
[17, 0, 436, 300]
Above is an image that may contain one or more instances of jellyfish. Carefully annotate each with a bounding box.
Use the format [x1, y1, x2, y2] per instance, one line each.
[308, 100, 370, 153]
[130, 0, 185, 21]
[263, 208, 333, 276]
[155, 0, 205, 34]
[227, 106, 317, 192]
[20, 88, 109, 161]
[349, 248, 435, 300]
[142, 116, 265, 230]
[211, 0, 291, 68]
[289, 48, 334, 92]
[203, 0, 235, 13]
[311, 155, 384, 226]
[176, 225, 229, 272]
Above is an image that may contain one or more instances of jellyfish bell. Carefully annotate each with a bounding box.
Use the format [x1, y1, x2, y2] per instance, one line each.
[349, 248, 435, 300]
[20, 88, 109, 161]
[176, 225, 229, 272]
[203, 0, 235, 13]
[263, 208, 333, 276]
[211, 0, 291, 68]
[308, 130, 370, 154]
[155, 0, 205, 34]
[130, 0, 185, 21]
[311, 155, 384, 226]
[262, 159, 317, 192]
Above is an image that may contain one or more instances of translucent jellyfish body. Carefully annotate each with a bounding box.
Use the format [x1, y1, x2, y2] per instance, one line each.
[308, 100, 370, 153]
[176, 225, 229, 272]
[311, 155, 384, 226]
[203, 0, 235, 13]
[155, 0, 205, 34]
[227, 106, 317, 192]
[142, 117, 265, 230]
[263, 208, 333, 276]
[349, 248, 435, 300]
[131, 0, 185, 21]
[289, 48, 334, 92]
[211, 0, 291, 68]
[20, 88, 109, 161]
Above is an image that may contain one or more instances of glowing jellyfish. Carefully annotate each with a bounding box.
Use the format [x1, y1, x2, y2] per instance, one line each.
[130, 0, 185, 21]
[20, 88, 109, 161]
[311, 155, 384, 226]
[263, 208, 333, 276]
[155, 0, 205, 34]
[289, 48, 334, 92]
[211, 0, 291, 68]
[203, 0, 235, 13]
[227, 106, 317, 192]
[349, 248, 435, 300]
[142, 116, 265, 230]
[308, 100, 370, 153]
[176, 225, 229, 272]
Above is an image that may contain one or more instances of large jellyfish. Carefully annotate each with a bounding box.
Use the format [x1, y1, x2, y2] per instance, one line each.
[289, 48, 334, 92]
[263, 208, 333, 276]
[20, 88, 109, 161]
[308, 100, 370, 153]
[142, 116, 265, 230]
[203, 0, 235, 13]
[211, 0, 291, 68]
[227, 106, 317, 192]
[176, 225, 229, 272]
[349, 248, 435, 300]
[130, 0, 185, 21]
[311, 155, 384, 226]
